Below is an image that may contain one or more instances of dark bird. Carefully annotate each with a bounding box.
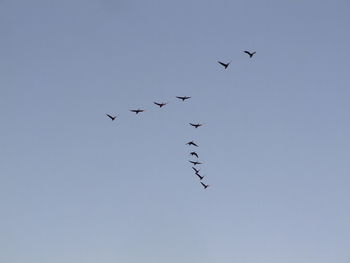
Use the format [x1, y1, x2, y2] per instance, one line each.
[189, 160, 202, 166]
[130, 109, 145, 114]
[190, 152, 199, 158]
[201, 182, 209, 189]
[218, 61, 230, 69]
[176, 96, 191, 101]
[189, 123, 204, 128]
[154, 102, 167, 108]
[196, 173, 204, 180]
[192, 167, 200, 174]
[106, 114, 117, 121]
[244, 51, 256, 58]
[186, 141, 199, 147]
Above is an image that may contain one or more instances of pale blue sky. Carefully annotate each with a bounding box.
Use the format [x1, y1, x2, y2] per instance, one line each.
[1, 0, 350, 262]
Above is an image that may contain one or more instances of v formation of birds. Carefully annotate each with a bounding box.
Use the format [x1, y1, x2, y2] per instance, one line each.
[106, 51, 256, 190]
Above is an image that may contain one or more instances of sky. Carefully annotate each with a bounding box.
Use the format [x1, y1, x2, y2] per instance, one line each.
[1, 0, 350, 262]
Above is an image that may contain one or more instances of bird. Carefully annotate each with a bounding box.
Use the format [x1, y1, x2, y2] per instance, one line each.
[186, 141, 199, 147]
[130, 109, 145, 114]
[196, 173, 204, 180]
[106, 114, 117, 121]
[154, 102, 167, 108]
[189, 123, 204, 128]
[218, 61, 230, 69]
[244, 50, 256, 58]
[176, 96, 191, 101]
[192, 167, 200, 174]
[200, 182, 209, 189]
[189, 160, 202, 166]
[190, 152, 199, 158]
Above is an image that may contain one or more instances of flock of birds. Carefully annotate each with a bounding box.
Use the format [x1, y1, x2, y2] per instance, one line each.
[106, 50, 256, 190]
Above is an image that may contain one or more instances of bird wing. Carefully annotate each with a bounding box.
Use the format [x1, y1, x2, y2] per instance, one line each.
[192, 167, 199, 173]
[106, 114, 113, 119]
[244, 51, 251, 56]
[218, 61, 227, 67]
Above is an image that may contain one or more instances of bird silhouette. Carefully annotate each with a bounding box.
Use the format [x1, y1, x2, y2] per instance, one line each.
[154, 102, 167, 108]
[190, 152, 199, 158]
[106, 114, 117, 121]
[189, 123, 204, 128]
[192, 167, 200, 174]
[130, 109, 145, 114]
[244, 51, 256, 58]
[189, 160, 202, 166]
[218, 61, 230, 69]
[186, 141, 199, 147]
[196, 173, 204, 180]
[176, 96, 191, 101]
[200, 182, 209, 189]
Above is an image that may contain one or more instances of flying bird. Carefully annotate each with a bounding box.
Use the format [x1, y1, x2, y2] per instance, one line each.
[186, 141, 199, 147]
[154, 102, 167, 108]
[189, 160, 202, 166]
[200, 182, 209, 189]
[130, 109, 145, 114]
[196, 173, 204, 180]
[218, 61, 230, 69]
[189, 123, 204, 128]
[176, 96, 191, 101]
[190, 152, 199, 158]
[106, 114, 117, 121]
[192, 167, 200, 174]
[244, 51, 256, 58]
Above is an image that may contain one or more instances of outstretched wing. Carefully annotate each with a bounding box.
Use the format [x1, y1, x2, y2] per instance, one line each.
[244, 51, 256, 57]
[218, 61, 227, 67]
[192, 167, 199, 173]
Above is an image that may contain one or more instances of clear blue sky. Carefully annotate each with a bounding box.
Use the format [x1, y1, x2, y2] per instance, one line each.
[1, 0, 350, 262]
